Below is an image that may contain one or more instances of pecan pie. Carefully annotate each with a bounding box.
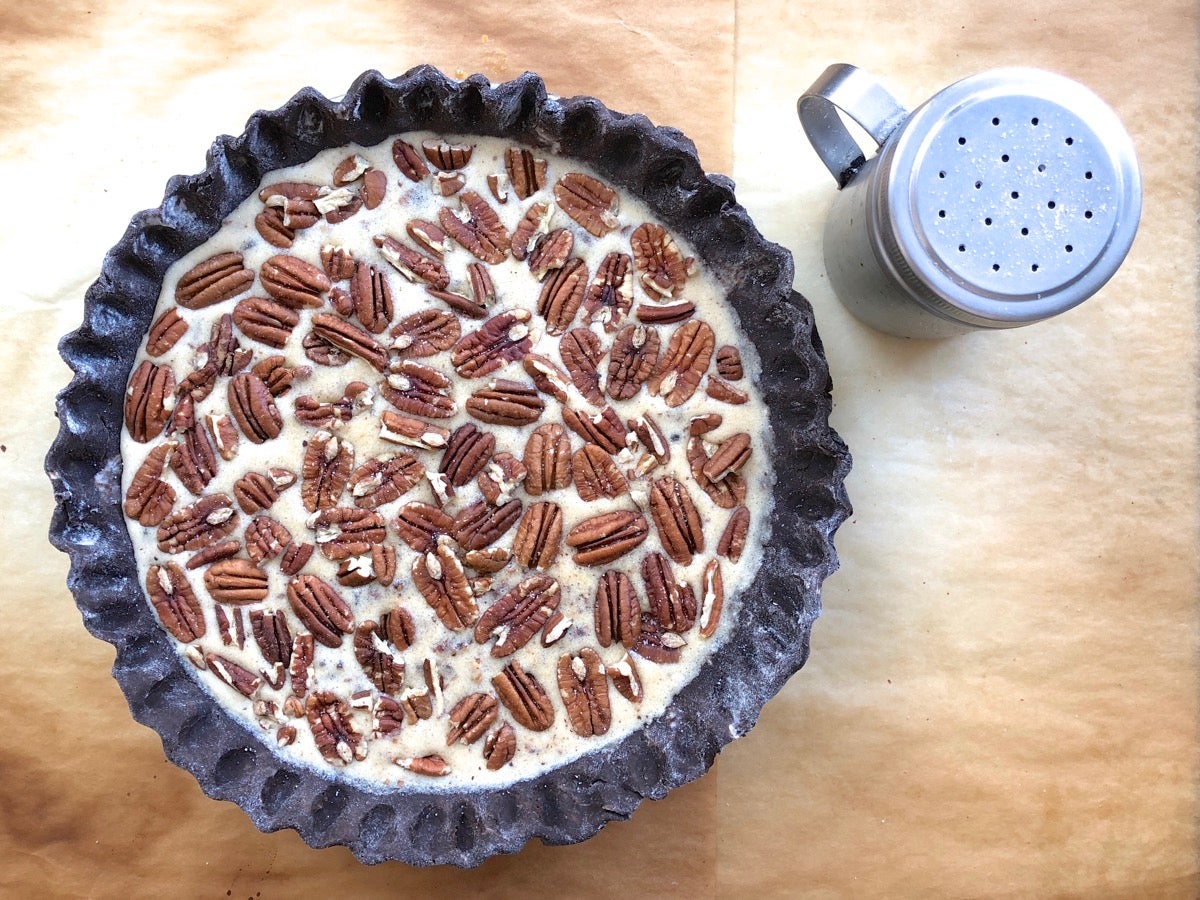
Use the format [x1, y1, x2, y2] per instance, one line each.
[49, 67, 850, 867]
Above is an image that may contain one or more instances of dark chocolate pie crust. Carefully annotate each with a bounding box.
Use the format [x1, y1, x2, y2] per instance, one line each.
[46, 65, 851, 867]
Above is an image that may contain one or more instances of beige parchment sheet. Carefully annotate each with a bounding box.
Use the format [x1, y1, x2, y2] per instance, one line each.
[1, 0, 1196, 896]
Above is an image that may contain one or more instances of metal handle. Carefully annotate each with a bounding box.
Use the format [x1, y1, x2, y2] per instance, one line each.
[798, 64, 909, 188]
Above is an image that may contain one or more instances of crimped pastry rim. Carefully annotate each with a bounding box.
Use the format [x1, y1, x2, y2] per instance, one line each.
[46, 65, 851, 867]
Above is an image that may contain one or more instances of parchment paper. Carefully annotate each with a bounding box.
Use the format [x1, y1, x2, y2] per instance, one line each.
[4, 0, 1197, 896]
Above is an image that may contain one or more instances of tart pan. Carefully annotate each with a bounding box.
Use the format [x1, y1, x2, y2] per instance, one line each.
[46, 65, 851, 866]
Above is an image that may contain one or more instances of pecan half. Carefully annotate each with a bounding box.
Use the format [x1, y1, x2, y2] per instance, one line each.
[390, 308, 461, 358]
[607, 324, 661, 401]
[311, 313, 388, 371]
[147, 308, 187, 357]
[427, 286, 487, 320]
[320, 244, 356, 280]
[310, 507, 385, 561]
[125, 360, 176, 443]
[466, 379, 545, 426]
[582, 252, 634, 332]
[350, 262, 394, 334]
[392, 138, 430, 181]
[438, 191, 510, 264]
[505, 147, 547, 200]
[280, 541, 314, 577]
[573, 444, 629, 502]
[631, 222, 692, 298]
[447, 693, 499, 746]
[208, 313, 252, 376]
[636, 299, 696, 325]
[422, 139, 473, 170]
[595, 570, 642, 648]
[395, 502, 456, 552]
[450, 308, 532, 379]
[207, 652, 262, 698]
[375, 696, 405, 736]
[124, 443, 177, 526]
[558, 327, 604, 406]
[648, 319, 714, 407]
[169, 409, 217, 495]
[255, 207, 296, 248]
[701, 432, 752, 481]
[379, 361, 454, 419]
[439, 423, 495, 488]
[717, 506, 751, 563]
[562, 406, 628, 455]
[290, 633, 315, 696]
[227, 373, 282, 444]
[260, 254, 330, 308]
[157, 494, 237, 553]
[689, 413, 723, 436]
[186, 539, 240, 570]
[381, 606, 416, 651]
[354, 620, 405, 694]
[203, 558, 269, 605]
[350, 453, 423, 508]
[566, 510, 649, 566]
[463, 547, 511, 575]
[537, 257, 586, 335]
[306, 691, 363, 764]
[553, 172, 619, 237]
[396, 755, 450, 776]
[374, 235, 450, 290]
[452, 499, 522, 551]
[512, 502, 563, 571]
[641, 551, 696, 632]
[175, 252, 254, 310]
[244, 515, 292, 563]
[483, 723, 517, 770]
[522, 423, 572, 495]
[492, 662, 554, 731]
[362, 168, 387, 209]
[146, 562, 205, 642]
[557, 648, 611, 738]
[649, 476, 704, 565]
[379, 411, 450, 450]
[607, 651, 643, 702]
[511, 201, 551, 261]
[250, 609, 292, 682]
[300, 432, 354, 511]
[687, 436, 747, 509]
[412, 538, 477, 630]
[522, 353, 571, 403]
[233, 468, 295, 514]
[258, 180, 322, 202]
[288, 575, 353, 648]
[716, 345, 744, 380]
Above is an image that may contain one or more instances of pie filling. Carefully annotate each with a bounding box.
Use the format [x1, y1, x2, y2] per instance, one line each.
[120, 133, 773, 790]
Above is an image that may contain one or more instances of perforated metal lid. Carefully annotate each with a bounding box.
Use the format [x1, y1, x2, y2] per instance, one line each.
[875, 68, 1141, 327]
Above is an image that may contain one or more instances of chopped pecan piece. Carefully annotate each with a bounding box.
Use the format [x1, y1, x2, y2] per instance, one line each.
[147, 308, 188, 357]
[512, 502, 563, 571]
[169, 409, 217, 495]
[505, 147, 547, 199]
[205, 413, 239, 462]
[206, 652, 262, 698]
[302, 329, 351, 368]
[258, 181, 322, 202]
[381, 360, 455, 419]
[406, 219, 449, 257]
[511, 201, 551, 261]
[641, 551, 696, 632]
[320, 244, 356, 280]
[466, 379, 544, 426]
[185, 539, 240, 570]
[701, 432, 752, 481]
[447, 693, 499, 746]
[208, 313, 252, 376]
[280, 541, 314, 577]
[439, 423, 495, 488]
[124, 443, 177, 526]
[631, 222, 692, 298]
[301, 431, 354, 511]
[716, 345, 744, 380]
[537, 257, 587, 335]
[176, 354, 216, 403]
[310, 507, 385, 561]
[540, 610, 572, 646]
[260, 254, 330, 308]
[244, 515, 292, 563]
[306, 691, 363, 764]
[433, 170, 467, 196]
[689, 412, 723, 437]
[648, 319, 714, 407]
[528, 228, 574, 281]
[649, 476, 704, 565]
[450, 308, 532, 379]
[125, 360, 176, 443]
[699, 559, 725, 639]
[483, 723, 517, 770]
[288, 575, 353, 648]
[146, 562, 205, 642]
[706, 375, 749, 405]
[628, 414, 670, 466]
[203, 558, 269, 605]
[157, 494, 238, 553]
[422, 139, 473, 170]
[558, 327, 604, 406]
[522, 353, 571, 402]
[717, 506, 751, 563]
[333, 153, 369, 184]
[227, 373, 283, 444]
[175, 251, 254, 310]
[374, 234, 450, 290]
[452, 499, 522, 551]
[350, 262, 394, 334]
[632, 614, 685, 664]
[687, 436, 747, 509]
[566, 510, 649, 566]
[396, 755, 451, 776]
[379, 410, 450, 450]
[607, 324, 661, 400]
[350, 453, 424, 508]
[486, 172, 509, 203]
[390, 308, 461, 358]
[463, 547, 511, 575]
[438, 191, 510, 264]
[381, 606, 417, 651]
[595, 570, 642, 648]
[557, 648, 611, 737]
[562, 406, 628, 455]
[395, 502, 456, 552]
[522, 423, 572, 496]
[253, 355, 301, 396]
[573, 444, 629, 501]
[582, 251, 634, 332]
[427, 286, 487, 320]
[354, 620, 405, 694]
[492, 662, 554, 731]
[290, 633, 315, 696]
[392, 138, 430, 181]
[477, 453, 527, 505]
[311, 313, 388, 371]
[607, 651, 643, 702]
[233, 468, 294, 514]
[553, 172, 619, 237]
[412, 538, 477, 630]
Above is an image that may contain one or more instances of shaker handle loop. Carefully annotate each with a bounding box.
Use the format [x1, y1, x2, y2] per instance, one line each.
[798, 64, 909, 188]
